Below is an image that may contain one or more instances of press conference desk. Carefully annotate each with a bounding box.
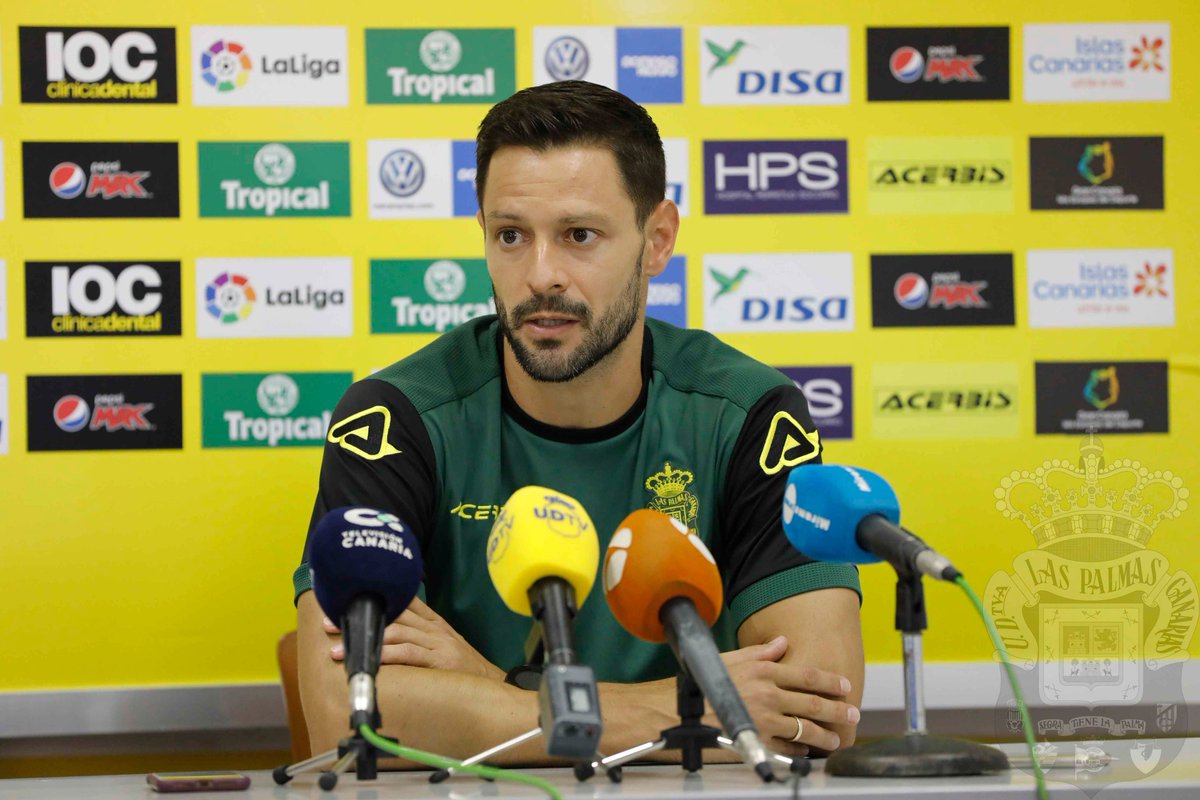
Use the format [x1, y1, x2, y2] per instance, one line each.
[5, 739, 1200, 799]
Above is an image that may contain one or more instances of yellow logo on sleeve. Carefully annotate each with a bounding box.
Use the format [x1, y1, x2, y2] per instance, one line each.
[327, 405, 402, 460]
[758, 411, 820, 475]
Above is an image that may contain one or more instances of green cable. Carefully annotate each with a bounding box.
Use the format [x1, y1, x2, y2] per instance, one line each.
[954, 576, 1048, 800]
[357, 724, 563, 800]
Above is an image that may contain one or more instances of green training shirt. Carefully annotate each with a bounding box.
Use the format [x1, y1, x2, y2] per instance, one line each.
[295, 315, 859, 682]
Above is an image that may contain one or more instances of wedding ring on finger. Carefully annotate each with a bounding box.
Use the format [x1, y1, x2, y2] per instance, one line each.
[790, 715, 804, 743]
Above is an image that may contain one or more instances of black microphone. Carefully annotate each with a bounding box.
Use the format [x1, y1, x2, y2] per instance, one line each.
[310, 507, 423, 728]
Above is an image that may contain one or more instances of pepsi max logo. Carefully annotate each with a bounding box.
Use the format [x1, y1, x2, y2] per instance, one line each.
[867, 27, 1010, 102]
[889, 47, 924, 83]
[379, 149, 425, 198]
[893, 272, 929, 309]
[545, 36, 589, 81]
[49, 162, 86, 198]
[53, 394, 89, 431]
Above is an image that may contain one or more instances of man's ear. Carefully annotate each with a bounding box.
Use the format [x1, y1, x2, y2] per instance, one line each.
[642, 198, 680, 279]
[476, 209, 486, 233]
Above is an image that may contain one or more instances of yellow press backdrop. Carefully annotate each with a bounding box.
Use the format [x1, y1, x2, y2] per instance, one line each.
[0, 0, 1196, 700]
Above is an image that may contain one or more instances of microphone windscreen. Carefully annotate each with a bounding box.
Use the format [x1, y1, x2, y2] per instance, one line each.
[782, 465, 900, 564]
[310, 507, 424, 623]
[486, 486, 599, 616]
[603, 509, 723, 643]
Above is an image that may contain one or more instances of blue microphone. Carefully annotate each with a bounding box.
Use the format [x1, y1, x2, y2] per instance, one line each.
[309, 507, 423, 727]
[781, 465, 961, 582]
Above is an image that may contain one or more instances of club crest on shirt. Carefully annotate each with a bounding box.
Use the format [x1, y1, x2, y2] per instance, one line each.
[645, 462, 699, 532]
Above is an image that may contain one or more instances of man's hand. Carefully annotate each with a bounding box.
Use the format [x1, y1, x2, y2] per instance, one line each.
[324, 597, 506, 681]
[721, 634, 860, 756]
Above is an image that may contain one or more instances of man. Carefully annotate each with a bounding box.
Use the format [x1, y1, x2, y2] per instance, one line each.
[295, 81, 863, 765]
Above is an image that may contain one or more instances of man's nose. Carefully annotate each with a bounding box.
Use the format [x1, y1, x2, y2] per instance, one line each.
[526, 238, 568, 294]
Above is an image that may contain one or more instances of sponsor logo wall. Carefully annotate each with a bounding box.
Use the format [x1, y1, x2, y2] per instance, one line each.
[22, 141, 179, 218]
[778, 366, 853, 440]
[202, 372, 352, 448]
[866, 26, 1010, 102]
[1035, 361, 1169, 434]
[26, 374, 183, 451]
[20, 26, 177, 103]
[871, 253, 1015, 328]
[370, 259, 495, 334]
[24, 261, 182, 337]
[365, 28, 515, 104]
[1030, 136, 1164, 211]
[1027, 249, 1174, 329]
[1024, 23, 1171, 103]
[867, 137, 1013, 214]
[191, 26, 348, 106]
[704, 253, 854, 333]
[700, 26, 849, 105]
[194, 258, 353, 338]
[533, 27, 683, 103]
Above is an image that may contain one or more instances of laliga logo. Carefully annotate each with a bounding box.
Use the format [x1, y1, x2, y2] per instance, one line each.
[380, 149, 425, 198]
[343, 507, 406, 534]
[546, 36, 589, 81]
[201, 40, 252, 92]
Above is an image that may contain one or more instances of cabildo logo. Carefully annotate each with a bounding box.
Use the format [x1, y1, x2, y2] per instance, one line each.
[366, 28, 515, 104]
[367, 139, 477, 219]
[871, 362, 1019, 439]
[1030, 136, 1163, 211]
[19, 27, 177, 103]
[1024, 22, 1170, 102]
[533, 26, 683, 104]
[700, 26, 848, 106]
[704, 140, 847, 215]
[202, 371, 351, 448]
[25, 261, 182, 337]
[191, 26, 348, 106]
[867, 137, 1013, 214]
[1035, 361, 1168, 435]
[371, 259, 495, 334]
[199, 141, 350, 217]
[195, 258, 352, 339]
[988, 435, 1191, 786]
[703, 253, 853, 333]
[1027, 249, 1175, 329]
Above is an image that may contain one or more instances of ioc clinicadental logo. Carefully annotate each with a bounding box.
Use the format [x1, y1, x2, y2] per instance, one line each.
[988, 434, 1193, 788]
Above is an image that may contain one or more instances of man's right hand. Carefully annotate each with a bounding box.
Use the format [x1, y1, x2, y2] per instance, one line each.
[720, 635, 860, 757]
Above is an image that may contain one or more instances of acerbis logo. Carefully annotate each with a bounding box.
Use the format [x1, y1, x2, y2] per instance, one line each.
[49, 162, 86, 198]
[200, 39, 251, 92]
[205, 272, 256, 324]
[546, 36, 589, 80]
[379, 149, 425, 197]
[420, 30, 462, 72]
[53, 395, 90, 432]
[253, 143, 295, 185]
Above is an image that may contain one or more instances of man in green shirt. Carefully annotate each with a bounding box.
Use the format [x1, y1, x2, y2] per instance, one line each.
[296, 80, 864, 765]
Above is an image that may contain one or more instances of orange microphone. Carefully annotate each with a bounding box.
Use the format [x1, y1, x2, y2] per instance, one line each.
[603, 510, 774, 780]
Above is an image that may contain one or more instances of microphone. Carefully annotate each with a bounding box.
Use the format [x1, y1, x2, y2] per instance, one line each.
[309, 506, 423, 729]
[604, 509, 775, 781]
[781, 465, 961, 581]
[486, 486, 602, 758]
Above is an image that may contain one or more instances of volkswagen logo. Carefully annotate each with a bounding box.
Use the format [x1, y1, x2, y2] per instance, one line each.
[380, 149, 425, 198]
[545, 36, 589, 81]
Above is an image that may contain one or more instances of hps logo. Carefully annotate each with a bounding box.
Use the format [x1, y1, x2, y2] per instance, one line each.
[704, 140, 847, 214]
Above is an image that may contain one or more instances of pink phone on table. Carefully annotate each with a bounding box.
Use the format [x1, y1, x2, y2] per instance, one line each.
[146, 772, 251, 792]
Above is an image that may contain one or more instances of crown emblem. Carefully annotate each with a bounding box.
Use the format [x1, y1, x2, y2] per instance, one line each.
[994, 434, 1188, 550]
[646, 462, 694, 498]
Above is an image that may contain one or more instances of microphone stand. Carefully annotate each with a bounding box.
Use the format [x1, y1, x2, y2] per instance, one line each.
[585, 658, 802, 783]
[825, 571, 1010, 777]
[430, 580, 613, 784]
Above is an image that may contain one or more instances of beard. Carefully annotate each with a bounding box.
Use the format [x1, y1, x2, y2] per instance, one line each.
[495, 252, 643, 383]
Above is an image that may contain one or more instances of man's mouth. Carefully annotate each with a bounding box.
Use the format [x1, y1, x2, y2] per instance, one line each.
[523, 315, 579, 334]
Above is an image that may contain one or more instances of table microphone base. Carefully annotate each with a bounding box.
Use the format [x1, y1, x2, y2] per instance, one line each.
[826, 732, 1010, 778]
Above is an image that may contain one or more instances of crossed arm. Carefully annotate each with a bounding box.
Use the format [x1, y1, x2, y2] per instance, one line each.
[296, 585, 863, 765]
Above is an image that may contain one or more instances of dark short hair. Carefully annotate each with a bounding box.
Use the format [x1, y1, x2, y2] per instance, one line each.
[475, 81, 666, 226]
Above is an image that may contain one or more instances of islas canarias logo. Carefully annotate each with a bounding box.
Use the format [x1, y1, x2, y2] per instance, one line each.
[1129, 35, 1165, 72]
[327, 405, 402, 460]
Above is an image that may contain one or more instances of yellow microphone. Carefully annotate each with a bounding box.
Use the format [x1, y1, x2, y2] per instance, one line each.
[485, 486, 603, 758]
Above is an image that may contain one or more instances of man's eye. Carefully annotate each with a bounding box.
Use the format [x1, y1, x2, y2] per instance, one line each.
[570, 229, 596, 244]
[499, 230, 520, 245]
